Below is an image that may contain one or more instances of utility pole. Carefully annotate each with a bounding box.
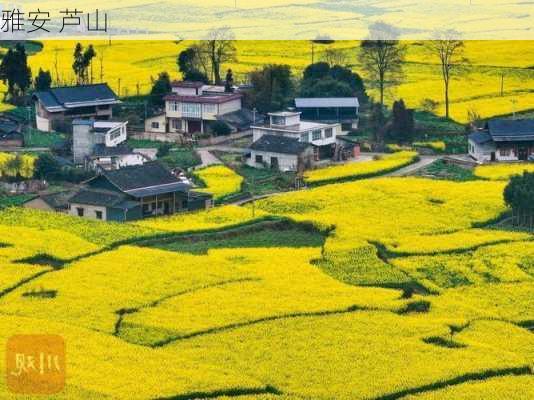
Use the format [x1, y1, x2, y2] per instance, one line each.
[500, 73, 504, 97]
[311, 41, 315, 64]
[117, 78, 121, 97]
[511, 98, 517, 119]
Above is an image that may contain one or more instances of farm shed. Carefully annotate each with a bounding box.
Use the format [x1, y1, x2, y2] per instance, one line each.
[295, 97, 359, 130]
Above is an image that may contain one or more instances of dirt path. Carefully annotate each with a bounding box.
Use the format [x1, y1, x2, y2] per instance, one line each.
[386, 156, 441, 177]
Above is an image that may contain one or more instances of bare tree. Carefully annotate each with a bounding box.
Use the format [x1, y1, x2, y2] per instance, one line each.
[322, 47, 348, 67]
[203, 27, 237, 84]
[98, 48, 105, 83]
[53, 47, 60, 85]
[425, 30, 468, 119]
[358, 21, 405, 107]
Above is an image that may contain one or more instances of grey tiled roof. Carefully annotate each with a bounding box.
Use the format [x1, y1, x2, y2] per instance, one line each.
[250, 134, 311, 155]
[33, 84, 119, 111]
[69, 189, 128, 207]
[488, 119, 534, 142]
[101, 162, 190, 196]
[468, 131, 493, 145]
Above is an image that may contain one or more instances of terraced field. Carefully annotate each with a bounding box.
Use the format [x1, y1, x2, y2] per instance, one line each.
[0, 170, 532, 398]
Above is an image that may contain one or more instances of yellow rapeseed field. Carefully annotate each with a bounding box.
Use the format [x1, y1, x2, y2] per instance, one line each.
[474, 163, 534, 180]
[2, 40, 532, 122]
[0, 173, 532, 399]
[304, 151, 418, 184]
[193, 165, 244, 200]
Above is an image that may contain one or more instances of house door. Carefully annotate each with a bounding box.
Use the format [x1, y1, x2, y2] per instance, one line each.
[490, 152, 496, 162]
[518, 147, 528, 161]
[270, 157, 279, 170]
[188, 120, 202, 133]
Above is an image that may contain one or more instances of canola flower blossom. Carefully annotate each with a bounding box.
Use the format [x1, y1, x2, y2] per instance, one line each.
[304, 151, 418, 184]
[193, 165, 244, 200]
[474, 163, 534, 181]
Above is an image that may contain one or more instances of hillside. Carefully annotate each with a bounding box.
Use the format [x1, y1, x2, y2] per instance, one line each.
[6, 39, 533, 123]
[0, 171, 532, 399]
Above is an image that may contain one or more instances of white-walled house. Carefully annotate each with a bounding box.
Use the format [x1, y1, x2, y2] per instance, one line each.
[251, 111, 341, 161]
[468, 119, 534, 163]
[145, 81, 244, 134]
[247, 134, 314, 172]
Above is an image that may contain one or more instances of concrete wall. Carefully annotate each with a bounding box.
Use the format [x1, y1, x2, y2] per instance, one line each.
[247, 150, 299, 172]
[145, 115, 166, 133]
[69, 203, 107, 220]
[72, 123, 95, 164]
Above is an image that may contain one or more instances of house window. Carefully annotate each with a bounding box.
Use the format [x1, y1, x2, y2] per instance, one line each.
[312, 130, 322, 141]
[300, 132, 309, 142]
[151, 122, 160, 129]
[172, 119, 182, 130]
[499, 148, 511, 157]
[76, 207, 84, 217]
[325, 128, 333, 138]
[95, 210, 103, 220]
[168, 101, 179, 112]
[255, 154, 263, 163]
[203, 103, 217, 114]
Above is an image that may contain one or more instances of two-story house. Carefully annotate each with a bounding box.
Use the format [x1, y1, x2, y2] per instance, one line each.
[247, 111, 341, 171]
[33, 83, 120, 132]
[144, 81, 244, 134]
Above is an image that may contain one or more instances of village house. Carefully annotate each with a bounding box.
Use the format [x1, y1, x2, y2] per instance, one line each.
[0, 117, 23, 147]
[247, 134, 314, 171]
[68, 162, 212, 222]
[72, 119, 146, 171]
[250, 111, 341, 164]
[32, 83, 120, 132]
[144, 81, 250, 135]
[295, 97, 360, 131]
[468, 118, 534, 163]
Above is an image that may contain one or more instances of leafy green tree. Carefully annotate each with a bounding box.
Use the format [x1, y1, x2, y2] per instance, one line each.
[34, 68, 52, 91]
[388, 99, 415, 143]
[177, 47, 209, 83]
[150, 72, 172, 107]
[72, 43, 97, 84]
[34, 153, 61, 180]
[368, 102, 386, 144]
[300, 78, 353, 97]
[211, 120, 232, 136]
[303, 62, 330, 81]
[300, 62, 368, 101]
[0, 43, 32, 100]
[504, 171, 534, 227]
[248, 64, 294, 113]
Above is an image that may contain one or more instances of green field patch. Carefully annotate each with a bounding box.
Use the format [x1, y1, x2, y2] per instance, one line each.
[145, 222, 326, 255]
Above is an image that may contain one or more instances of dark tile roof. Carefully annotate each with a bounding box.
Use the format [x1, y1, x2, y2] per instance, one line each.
[0, 120, 19, 134]
[69, 189, 129, 208]
[250, 134, 311, 155]
[487, 119, 534, 142]
[217, 109, 264, 130]
[39, 191, 77, 210]
[468, 131, 493, 145]
[33, 84, 119, 111]
[98, 162, 190, 197]
[92, 144, 135, 157]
